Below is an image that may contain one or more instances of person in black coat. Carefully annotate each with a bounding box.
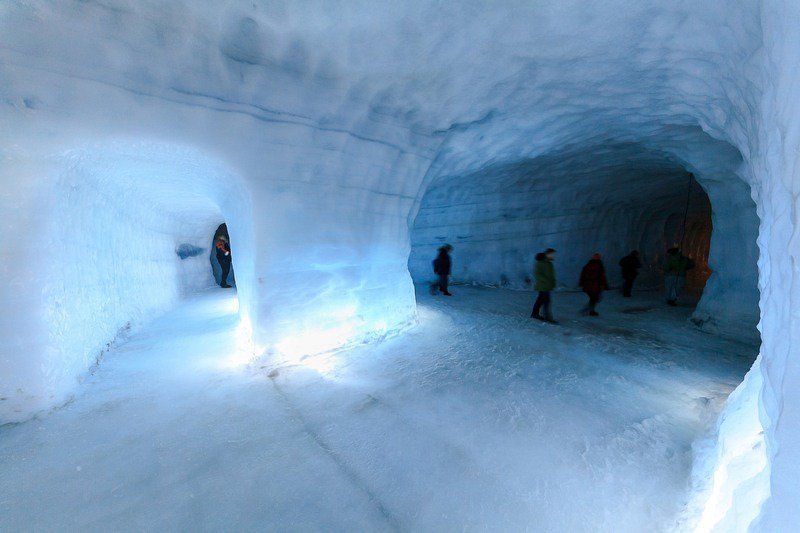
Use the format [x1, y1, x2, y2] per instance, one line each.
[433, 244, 453, 296]
[619, 250, 642, 297]
[215, 235, 233, 288]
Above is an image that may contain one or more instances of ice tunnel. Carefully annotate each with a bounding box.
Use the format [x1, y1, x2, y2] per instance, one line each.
[1, 0, 799, 530]
[0, 143, 255, 417]
[409, 127, 760, 338]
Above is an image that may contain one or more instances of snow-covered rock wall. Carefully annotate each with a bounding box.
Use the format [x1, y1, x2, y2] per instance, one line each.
[0, 0, 797, 526]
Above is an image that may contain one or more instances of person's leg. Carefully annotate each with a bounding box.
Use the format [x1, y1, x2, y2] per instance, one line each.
[665, 275, 676, 303]
[589, 292, 600, 315]
[581, 293, 591, 315]
[623, 277, 633, 297]
[429, 281, 438, 295]
[532, 292, 545, 317]
[543, 291, 555, 321]
[439, 274, 451, 295]
[675, 276, 685, 301]
[220, 261, 230, 287]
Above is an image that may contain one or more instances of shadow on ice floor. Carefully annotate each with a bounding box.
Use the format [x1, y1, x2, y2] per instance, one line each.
[0, 285, 757, 531]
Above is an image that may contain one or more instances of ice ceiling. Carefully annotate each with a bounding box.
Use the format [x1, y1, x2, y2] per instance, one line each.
[1, 0, 798, 529]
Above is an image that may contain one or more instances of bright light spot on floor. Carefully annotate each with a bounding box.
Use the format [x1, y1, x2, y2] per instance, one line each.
[219, 314, 257, 369]
[277, 323, 355, 360]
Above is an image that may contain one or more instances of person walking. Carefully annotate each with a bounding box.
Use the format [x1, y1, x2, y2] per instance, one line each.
[531, 248, 557, 323]
[664, 247, 695, 306]
[215, 235, 233, 288]
[619, 250, 642, 297]
[433, 244, 453, 296]
[579, 253, 609, 316]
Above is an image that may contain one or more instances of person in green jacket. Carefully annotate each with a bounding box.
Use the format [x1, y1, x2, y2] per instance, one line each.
[531, 248, 558, 323]
[664, 247, 695, 306]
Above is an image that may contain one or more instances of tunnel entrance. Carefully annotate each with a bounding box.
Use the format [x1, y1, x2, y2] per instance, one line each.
[408, 132, 759, 340]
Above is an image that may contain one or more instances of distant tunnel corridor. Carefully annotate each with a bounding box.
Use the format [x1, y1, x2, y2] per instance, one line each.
[409, 128, 758, 340]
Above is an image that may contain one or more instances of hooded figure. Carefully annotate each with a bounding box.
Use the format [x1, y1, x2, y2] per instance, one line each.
[215, 235, 233, 288]
[619, 250, 642, 297]
[664, 247, 695, 306]
[432, 244, 453, 296]
[579, 253, 609, 316]
[531, 248, 557, 323]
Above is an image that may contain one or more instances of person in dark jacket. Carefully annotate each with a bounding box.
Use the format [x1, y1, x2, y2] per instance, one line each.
[433, 244, 453, 296]
[215, 235, 233, 288]
[531, 248, 557, 323]
[664, 247, 695, 306]
[579, 253, 609, 316]
[619, 250, 642, 297]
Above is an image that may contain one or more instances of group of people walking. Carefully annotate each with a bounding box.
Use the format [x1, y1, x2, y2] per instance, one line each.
[432, 244, 695, 323]
[530, 247, 695, 322]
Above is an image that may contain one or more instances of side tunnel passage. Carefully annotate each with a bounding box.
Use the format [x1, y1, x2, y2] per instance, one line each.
[0, 143, 254, 422]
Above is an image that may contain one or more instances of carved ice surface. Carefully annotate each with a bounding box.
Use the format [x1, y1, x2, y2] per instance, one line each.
[0, 0, 798, 530]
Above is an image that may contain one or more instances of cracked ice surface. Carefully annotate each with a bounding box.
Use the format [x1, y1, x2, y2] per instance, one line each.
[0, 288, 757, 531]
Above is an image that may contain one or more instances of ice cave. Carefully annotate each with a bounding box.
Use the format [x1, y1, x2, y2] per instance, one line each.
[0, 1, 797, 531]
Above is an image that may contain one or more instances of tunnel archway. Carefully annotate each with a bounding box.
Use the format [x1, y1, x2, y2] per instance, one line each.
[407, 125, 764, 529]
[409, 127, 759, 341]
[210, 223, 237, 289]
[1, 142, 256, 420]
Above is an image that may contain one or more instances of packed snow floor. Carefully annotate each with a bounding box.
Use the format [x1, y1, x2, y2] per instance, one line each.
[0, 285, 757, 531]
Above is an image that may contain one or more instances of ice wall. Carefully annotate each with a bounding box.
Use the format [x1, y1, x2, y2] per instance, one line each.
[0, 144, 251, 421]
[0, 0, 798, 526]
[410, 129, 760, 338]
[410, 140, 713, 286]
[0, 1, 438, 421]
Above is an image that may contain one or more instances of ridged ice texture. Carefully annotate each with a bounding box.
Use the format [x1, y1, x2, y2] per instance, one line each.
[0, 0, 798, 528]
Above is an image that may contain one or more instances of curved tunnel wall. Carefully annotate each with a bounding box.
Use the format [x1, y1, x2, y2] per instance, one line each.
[409, 134, 759, 337]
[0, 144, 254, 421]
[0, 0, 798, 527]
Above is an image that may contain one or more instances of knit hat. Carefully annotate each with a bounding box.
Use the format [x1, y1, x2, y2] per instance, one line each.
[592, 253, 601, 260]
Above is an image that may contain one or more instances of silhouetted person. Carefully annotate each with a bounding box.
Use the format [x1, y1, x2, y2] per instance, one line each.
[531, 248, 557, 323]
[433, 244, 453, 296]
[664, 247, 694, 306]
[619, 250, 642, 297]
[579, 253, 609, 316]
[216, 235, 233, 288]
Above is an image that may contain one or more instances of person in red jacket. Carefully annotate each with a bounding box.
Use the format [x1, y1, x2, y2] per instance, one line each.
[579, 253, 609, 316]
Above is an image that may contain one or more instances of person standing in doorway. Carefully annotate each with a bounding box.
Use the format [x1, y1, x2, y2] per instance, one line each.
[433, 244, 453, 296]
[215, 235, 233, 288]
[664, 247, 694, 306]
[531, 248, 557, 323]
[579, 253, 609, 316]
[619, 250, 642, 297]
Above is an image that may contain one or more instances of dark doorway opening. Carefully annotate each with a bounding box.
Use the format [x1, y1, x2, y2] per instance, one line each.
[211, 223, 236, 288]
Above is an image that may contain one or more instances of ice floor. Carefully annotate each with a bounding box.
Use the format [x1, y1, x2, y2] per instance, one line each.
[0, 285, 757, 532]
